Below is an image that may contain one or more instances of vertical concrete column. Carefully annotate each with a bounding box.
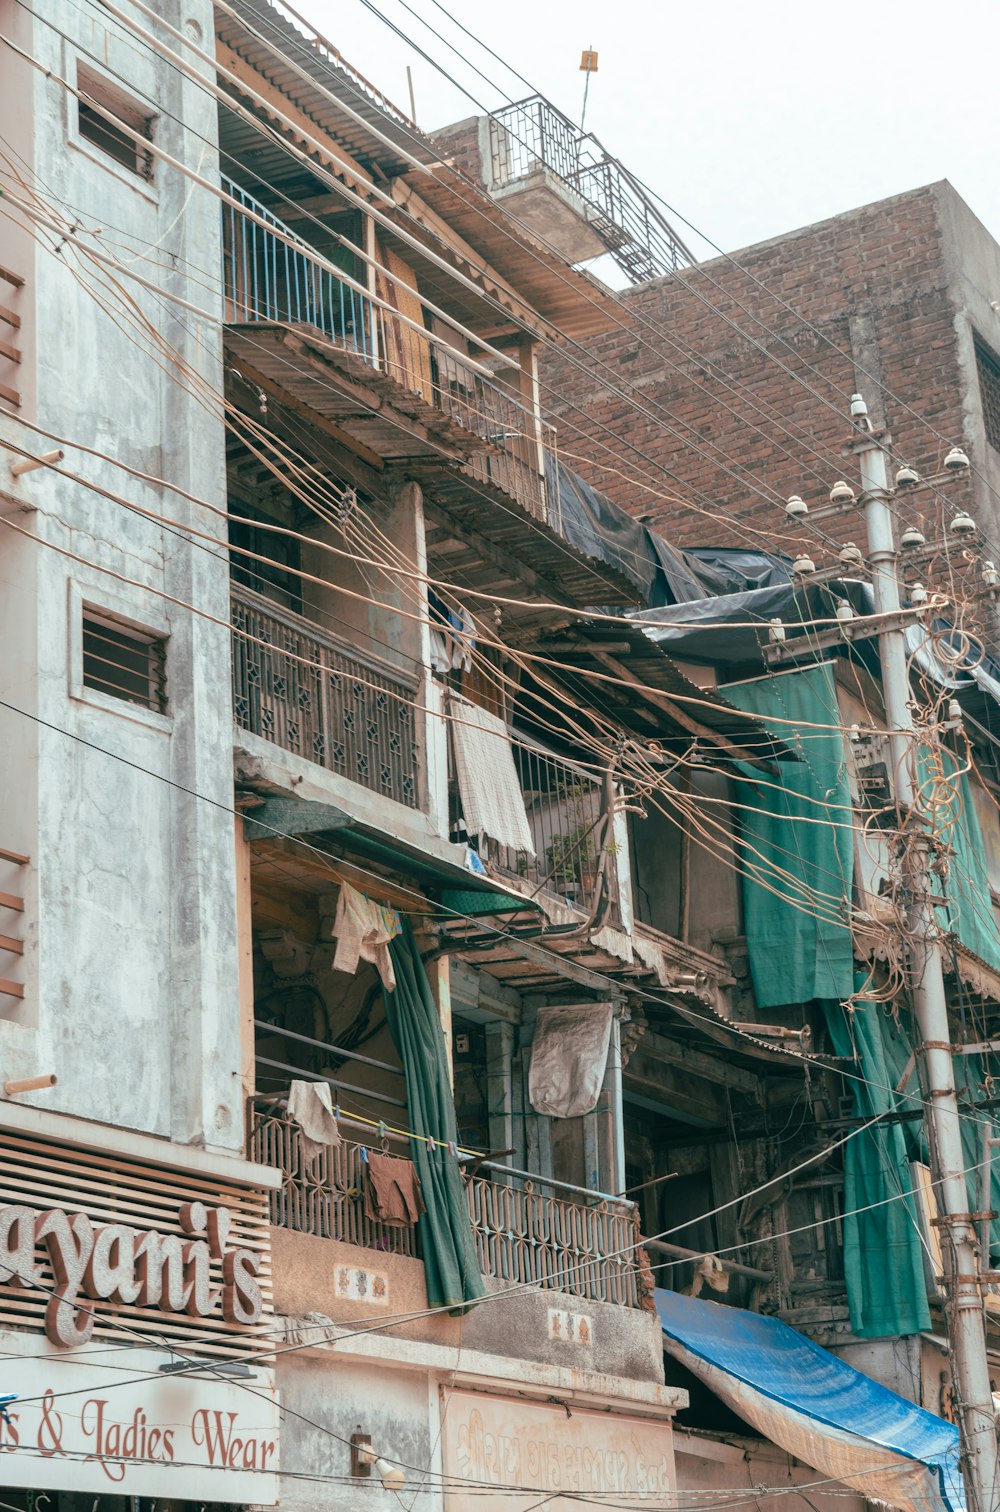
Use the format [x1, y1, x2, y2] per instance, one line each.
[485, 1020, 515, 1177]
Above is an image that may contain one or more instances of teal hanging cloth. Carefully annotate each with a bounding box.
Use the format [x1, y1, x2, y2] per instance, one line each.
[821, 995, 931, 1338]
[723, 664, 856, 1007]
[384, 926, 486, 1310]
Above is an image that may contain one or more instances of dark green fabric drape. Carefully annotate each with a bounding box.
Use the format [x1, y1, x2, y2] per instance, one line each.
[723, 664, 855, 1007]
[723, 666, 929, 1337]
[384, 927, 485, 1309]
[821, 994, 931, 1338]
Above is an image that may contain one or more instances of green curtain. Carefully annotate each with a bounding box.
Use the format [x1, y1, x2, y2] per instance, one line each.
[384, 927, 486, 1310]
[936, 760, 1000, 971]
[821, 994, 931, 1338]
[723, 664, 856, 1007]
[723, 666, 929, 1336]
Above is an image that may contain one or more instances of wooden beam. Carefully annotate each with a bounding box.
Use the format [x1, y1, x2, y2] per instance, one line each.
[216, 41, 377, 201]
[641, 1026, 761, 1096]
[590, 648, 777, 771]
[482, 933, 623, 995]
[0, 304, 21, 331]
[225, 356, 385, 481]
[624, 1049, 725, 1124]
[424, 503, 575, 608]
[391, 179, 557, 342]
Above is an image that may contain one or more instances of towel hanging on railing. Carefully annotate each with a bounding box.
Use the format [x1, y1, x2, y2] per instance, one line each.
[287, 1079, 342, 1168]
[448, 692, 534, 855]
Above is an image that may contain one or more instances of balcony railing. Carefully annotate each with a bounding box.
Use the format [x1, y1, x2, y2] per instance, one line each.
[452, 733, 610, 911]
[488, 97, 693, 284]
[251, 1106, 642, 1308]
[221, 178, 547, 518]
[231, 583, 420, 808]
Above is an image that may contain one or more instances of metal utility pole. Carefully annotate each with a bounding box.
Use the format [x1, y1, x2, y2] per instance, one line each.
[850, 393, 999, 1512]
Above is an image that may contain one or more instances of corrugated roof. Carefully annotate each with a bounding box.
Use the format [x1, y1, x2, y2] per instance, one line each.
[214, 0, 624, 339]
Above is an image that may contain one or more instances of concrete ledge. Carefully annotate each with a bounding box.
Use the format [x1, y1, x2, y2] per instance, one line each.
[0, 1100, 282, 1188]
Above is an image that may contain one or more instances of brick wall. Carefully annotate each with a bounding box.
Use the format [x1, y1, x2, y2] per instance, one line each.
[540, 184, 976, 568]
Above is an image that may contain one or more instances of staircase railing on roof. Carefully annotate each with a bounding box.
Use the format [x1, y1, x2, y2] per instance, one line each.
[488, 96, 694, 284]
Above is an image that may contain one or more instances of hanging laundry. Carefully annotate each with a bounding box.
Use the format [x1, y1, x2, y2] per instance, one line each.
[287, 1079, 342, 1168]
[448, 693, 534, 855]
[364, 1151, 426, 1227]
[330, 880, 401, 990]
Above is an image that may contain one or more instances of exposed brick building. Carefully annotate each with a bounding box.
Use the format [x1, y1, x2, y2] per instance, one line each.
[537, 182, 1000, 574]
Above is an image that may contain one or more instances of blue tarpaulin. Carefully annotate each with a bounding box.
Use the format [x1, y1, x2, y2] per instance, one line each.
[656, 1291, 964, 1512]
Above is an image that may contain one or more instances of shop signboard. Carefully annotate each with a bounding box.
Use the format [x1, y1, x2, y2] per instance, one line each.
[0, 1336, 279, 1502]
[442, 1388, 675, 1511]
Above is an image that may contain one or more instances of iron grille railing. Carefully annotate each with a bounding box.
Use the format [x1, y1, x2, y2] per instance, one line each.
[231, 583, 420, 808]
[488, 97, 693, 283]
[251, 1108, 420, 1257]
[251, 1108, 642, 1307]
[466, 1172, 640, 1307]
[453, 733, 609, 910]
[221, 178, 548, 518]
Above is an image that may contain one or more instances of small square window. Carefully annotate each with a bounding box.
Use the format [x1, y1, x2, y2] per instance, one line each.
[82, 611, 167, 714]
[975, 337, 1000, 455]
[77, 64, 154, 182]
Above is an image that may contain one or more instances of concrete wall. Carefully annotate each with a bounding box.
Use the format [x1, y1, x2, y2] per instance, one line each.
[0, 0, 243, 1149]
[271, 1227, 665, 1383]
[674, 1427, 866, 1512]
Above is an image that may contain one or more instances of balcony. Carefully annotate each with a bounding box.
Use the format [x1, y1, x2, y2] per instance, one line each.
[451, 730, 612, 914]
[221, 178, 548, 519]
[487, 97, 693, 284]
[251, 1103, 643, 1308]
[231, 584, 420, 808]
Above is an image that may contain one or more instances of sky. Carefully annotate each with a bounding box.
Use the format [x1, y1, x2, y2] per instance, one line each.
[299, 0, 1000, 280]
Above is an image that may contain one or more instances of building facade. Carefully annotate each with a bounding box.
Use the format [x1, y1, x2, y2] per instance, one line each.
[1, 6, 997, 1512]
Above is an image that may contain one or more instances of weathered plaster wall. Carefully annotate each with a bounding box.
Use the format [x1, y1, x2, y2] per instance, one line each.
[674, 1427, 866, 1512]
[0, 0, 243, 1149]
[271, 1227, 665, 1382]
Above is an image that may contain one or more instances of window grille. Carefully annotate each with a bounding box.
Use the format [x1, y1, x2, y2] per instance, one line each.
[82, 611, 167, 714]
[975, 338, 1000, 454]
[77, 65, 154, 181]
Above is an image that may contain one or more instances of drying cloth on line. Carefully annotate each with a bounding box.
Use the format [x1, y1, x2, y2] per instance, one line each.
[656, 1290, 965, 1512]
[287, 1079, 342, 1168]
[364, 1151, 426, 1227]
[448, 693, 535, 855]
[331, 880, 401, 990]
[528, 1002, 615, 1118]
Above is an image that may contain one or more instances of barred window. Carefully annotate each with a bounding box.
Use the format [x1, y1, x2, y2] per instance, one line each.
[77, 64, 154, 182]
[82, 610, 167, 714]
[975, 337, 1000, 454]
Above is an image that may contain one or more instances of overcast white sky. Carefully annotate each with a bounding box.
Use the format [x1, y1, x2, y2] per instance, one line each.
[300, 0, 999, 280]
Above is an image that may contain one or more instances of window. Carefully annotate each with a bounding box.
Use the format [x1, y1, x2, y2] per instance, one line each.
[76, 64, 154, 182]
[975, 336, 1000, 454]
[82, 610, 167, 714]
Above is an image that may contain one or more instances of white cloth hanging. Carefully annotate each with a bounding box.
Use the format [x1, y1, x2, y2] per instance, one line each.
[448, 693, 534, 854]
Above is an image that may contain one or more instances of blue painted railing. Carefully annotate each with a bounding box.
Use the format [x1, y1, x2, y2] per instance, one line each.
[221, 177, 549, 518]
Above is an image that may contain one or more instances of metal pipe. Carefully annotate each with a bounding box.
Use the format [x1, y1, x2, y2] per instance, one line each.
[254, 1055, 406, 1109]
[254, 1018, 403, 1077]
[470, 1156, 634, 1209]
[643, 1237, 771, 1284]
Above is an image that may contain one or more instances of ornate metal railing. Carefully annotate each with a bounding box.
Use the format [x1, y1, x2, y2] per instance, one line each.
[466, 1172, 641, 1307]
[488, 97, 693, 283]
[231, 583, 420, 808]
[221, 178, 547, 518]
[251, 1108, 642, 1307]
[252, 1107, 420, 1257]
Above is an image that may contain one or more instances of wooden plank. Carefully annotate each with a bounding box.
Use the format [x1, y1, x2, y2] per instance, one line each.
[0, 382, 21, 408]
[0, 338, 19, 364]
[0, 303, 20, 330]
[0, 847, 28, 864]
[225, 352, 385, 474]
[0, 892, 24, 911]
[0, 265, 24, 288]
[0, 935, 23, 955]
[0, 978, 24, 998]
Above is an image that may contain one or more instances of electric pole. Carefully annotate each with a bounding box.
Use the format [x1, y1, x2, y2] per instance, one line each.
[850, 393, 999, 1512]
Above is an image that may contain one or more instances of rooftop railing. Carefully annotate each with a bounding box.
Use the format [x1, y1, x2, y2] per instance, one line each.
[221, 178, 548, 517]
[488, 97, 694, 284]
[231, 583, 420, 808]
